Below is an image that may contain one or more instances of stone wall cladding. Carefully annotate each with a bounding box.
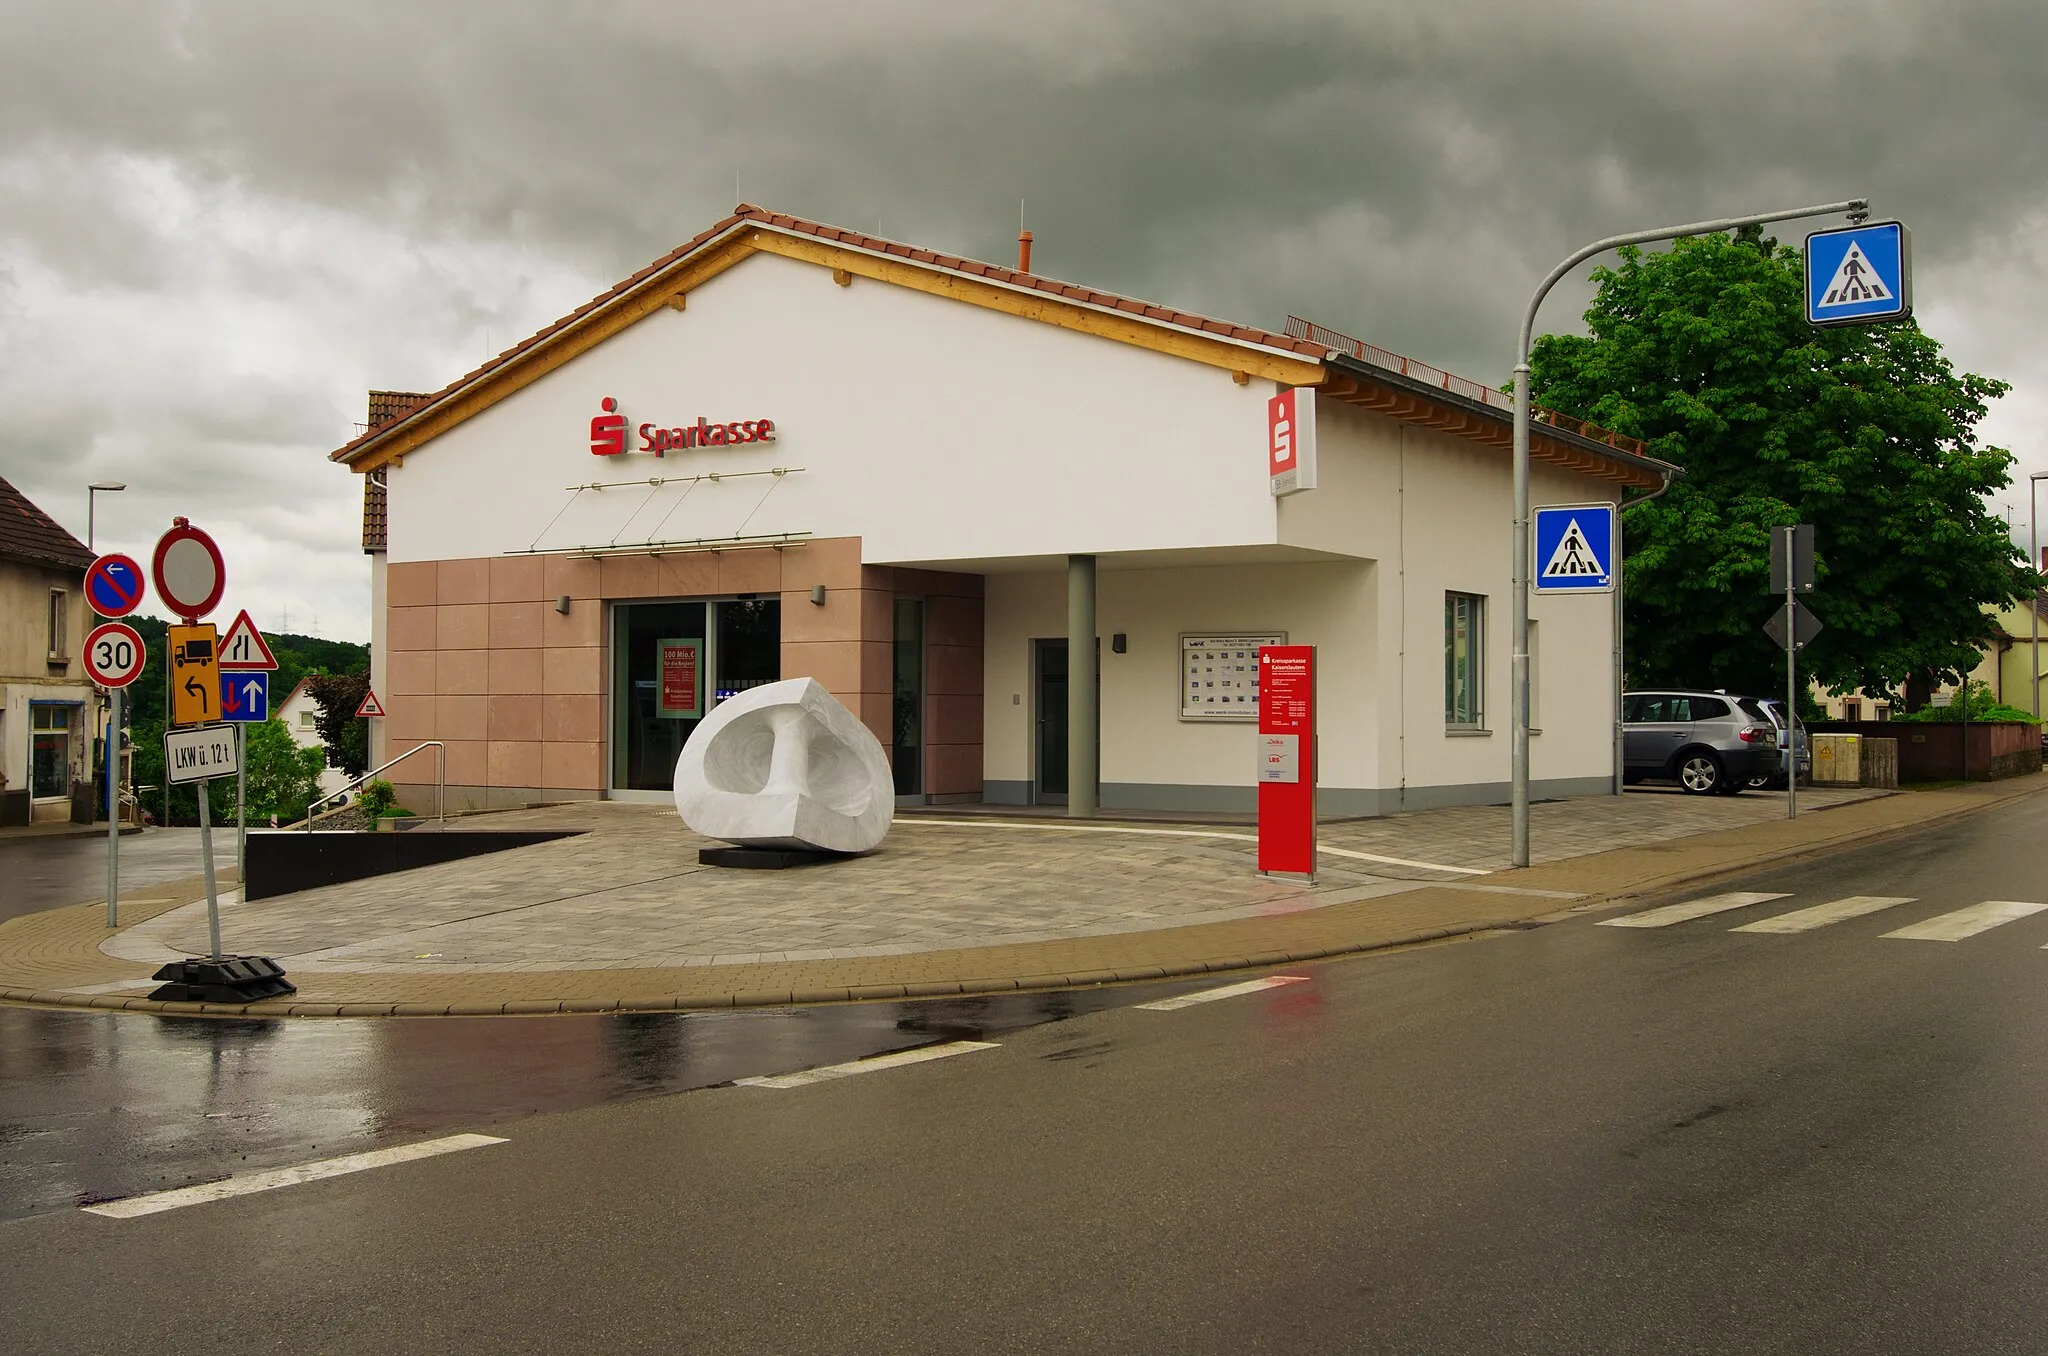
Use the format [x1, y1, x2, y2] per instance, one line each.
[383, 537, 985, 804]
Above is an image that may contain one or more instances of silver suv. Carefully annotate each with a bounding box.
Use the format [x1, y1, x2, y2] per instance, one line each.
[1622, 690, 1783, 795]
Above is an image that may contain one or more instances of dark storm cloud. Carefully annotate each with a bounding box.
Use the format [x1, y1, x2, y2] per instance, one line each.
[2, 0, 2045, 636]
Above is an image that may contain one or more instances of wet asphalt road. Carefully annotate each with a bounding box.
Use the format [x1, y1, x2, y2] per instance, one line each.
[4, 792, 2048, 1354]
[0, 828, 209, 922]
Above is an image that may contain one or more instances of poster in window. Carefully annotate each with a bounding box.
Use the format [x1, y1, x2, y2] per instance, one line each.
[1180, 632, 1286, 721]
[657, 638, 702, 719]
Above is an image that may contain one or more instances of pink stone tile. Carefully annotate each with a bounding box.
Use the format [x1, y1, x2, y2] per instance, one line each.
[487, 695, 542, 741]
[780, 536, 863, 591]
[442, 739, 488, 786]
[600, 555, 663, 599]
[389, 650, 435, 696]
[717, 547, 782, 596]
[780, 640, 861, 694]
[858, 693, 892, 750]
[487, 740, 543, 788]
[437, 558, 491, 605]
[543, 647, 604, 695]
[779, 588, 862, 643]
[926, 594, 983, 648]
[927, 742, 983, 795]
[488, 601, 545, 648]
[542, 740, 604, 791]
[927, 643, 983, 697]
[542, 597, 602, 647]
[660, 553, 718, 597]
[435, 695, 490, 741]
[436, 604, 489, 650]
[387, 561, 437, 608]
[388, 606, 437, 653]
[859, 640, 891, 695]
[385, 694, 435, 743]
[435, 650, 488, 695]
[544, 555, 600, 601]
[543, 694, 603, 743]
[489, 648, 544, 695]
[926, 693, 983, 745]
[488, 556, 545, 602]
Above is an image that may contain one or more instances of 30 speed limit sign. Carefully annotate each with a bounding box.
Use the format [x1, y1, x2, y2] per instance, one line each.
[83, 621, 147, 689]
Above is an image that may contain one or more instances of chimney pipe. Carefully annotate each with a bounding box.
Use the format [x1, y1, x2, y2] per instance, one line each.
[1018, 228, 1033, 274]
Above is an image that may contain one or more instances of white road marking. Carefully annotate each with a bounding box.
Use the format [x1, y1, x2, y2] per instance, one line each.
[1597, 892, 1791, 929]
[898, 819, 1488, 876]
[81, 1133, 507, 1219]
[1883, 900, 2048, 942]
[1135, 974, 1311, 1011]
[735, 1040, 999, 1089]
[1731, 896, 1915, 934]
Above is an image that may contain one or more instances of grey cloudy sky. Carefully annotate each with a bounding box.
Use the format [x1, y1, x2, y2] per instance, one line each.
[4, 0, 2045, 642]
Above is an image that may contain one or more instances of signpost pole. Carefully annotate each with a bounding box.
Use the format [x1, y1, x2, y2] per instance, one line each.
[106, 688, 120, 928]
[1784, 526, 1798, 821]
[197, 776, 222, 962]
[1509, 198, 1866, 866]
[236, 724, 247, 885]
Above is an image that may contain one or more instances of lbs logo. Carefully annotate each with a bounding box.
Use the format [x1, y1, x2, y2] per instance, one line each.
[589, 397, 777, 457]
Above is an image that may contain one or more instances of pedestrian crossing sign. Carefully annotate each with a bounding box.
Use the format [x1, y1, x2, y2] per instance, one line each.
[1806, 221, 1912, 327]
[1532, 503, 1616, 593]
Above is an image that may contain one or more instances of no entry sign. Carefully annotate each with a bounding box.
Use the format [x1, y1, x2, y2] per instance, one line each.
[151, 518, 227, 622]
[83, 621, 146, 688]
[85, 553, 147, 618]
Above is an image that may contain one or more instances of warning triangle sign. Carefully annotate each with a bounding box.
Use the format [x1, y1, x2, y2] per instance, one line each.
[355, 689, 387, 719]
[1541, 518, 1606, 578]
[1815, 242, 1893, 309]
[217, 609, 279, 670]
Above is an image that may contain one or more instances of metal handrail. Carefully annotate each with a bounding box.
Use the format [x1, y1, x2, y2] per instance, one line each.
[302, 741, 445, 829]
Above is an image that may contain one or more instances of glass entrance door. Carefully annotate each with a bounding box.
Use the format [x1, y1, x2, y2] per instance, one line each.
[1035, 640, 1068, 803]
[612, 597, 782, 796]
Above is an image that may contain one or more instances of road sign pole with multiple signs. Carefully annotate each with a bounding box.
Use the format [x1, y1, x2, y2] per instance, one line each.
[1765, 525, 1820, 819]
[218, 610, 278, 880]
[84, 561, 148, 928]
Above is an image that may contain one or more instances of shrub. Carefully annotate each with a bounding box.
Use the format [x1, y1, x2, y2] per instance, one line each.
[357, 779, 397, 817]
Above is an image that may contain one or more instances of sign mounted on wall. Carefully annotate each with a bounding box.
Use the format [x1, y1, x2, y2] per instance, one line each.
[1257, 645, 1317, 880]
[658, 638, 703, 719]
[1805, 221, 1912, 328]
[1267, 387, 1317, 496]
[1181, 633, 1285, 721]
[591, 397, 778, 457]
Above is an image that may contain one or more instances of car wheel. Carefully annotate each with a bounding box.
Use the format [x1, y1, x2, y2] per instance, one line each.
[1678, 752, 1724, 795]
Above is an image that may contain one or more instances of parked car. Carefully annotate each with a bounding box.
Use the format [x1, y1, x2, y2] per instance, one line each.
[1745, 698, 1811, 791]
[1622, 690, 1782, 795]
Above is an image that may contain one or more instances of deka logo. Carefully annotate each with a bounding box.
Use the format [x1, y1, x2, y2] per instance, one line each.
[589, 397, 777, 457]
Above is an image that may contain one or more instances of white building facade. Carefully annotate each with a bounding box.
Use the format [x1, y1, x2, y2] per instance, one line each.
[335, 207, 1672, 817]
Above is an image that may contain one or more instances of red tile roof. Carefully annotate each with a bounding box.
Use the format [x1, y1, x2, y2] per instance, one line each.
[331, 205, 1325, 465]
[359, 391, 424, 551]
[0, 475, 92, 572]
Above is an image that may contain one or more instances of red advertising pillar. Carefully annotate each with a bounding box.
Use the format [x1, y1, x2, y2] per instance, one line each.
[1257, 645, 1316, 879]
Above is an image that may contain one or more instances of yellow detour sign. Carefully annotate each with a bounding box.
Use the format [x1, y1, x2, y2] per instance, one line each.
[168, 624, 221, 726]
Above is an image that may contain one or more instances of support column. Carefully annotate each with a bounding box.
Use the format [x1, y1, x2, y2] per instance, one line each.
[1067, 554, 1097, 818]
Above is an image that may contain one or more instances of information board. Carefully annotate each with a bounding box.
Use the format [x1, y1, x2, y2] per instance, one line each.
[658, 638, 703, 719]
[1181, 633, 1285, 721]
[1257, 645, 1316, 878]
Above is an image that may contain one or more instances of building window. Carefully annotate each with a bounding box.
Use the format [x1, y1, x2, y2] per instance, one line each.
[299, 710, 317, 729]
[30, 704, 71, 799]
[47, 589, 66, 661]
[1445, 592, 1484, 728]
[1875, 703, 1890, 722]
[1841, 697, 1862, 721]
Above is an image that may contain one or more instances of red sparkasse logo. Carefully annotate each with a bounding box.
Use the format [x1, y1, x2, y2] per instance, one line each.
[589, 397, 777, 457]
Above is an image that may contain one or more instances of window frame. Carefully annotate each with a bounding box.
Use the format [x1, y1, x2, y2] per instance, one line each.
[47, 588, 67, 662]
[1444, 591, 1486, 730]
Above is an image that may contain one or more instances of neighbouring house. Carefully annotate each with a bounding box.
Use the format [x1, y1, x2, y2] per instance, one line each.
[275, 676, 353, 800]
[0, 476, 95, 826]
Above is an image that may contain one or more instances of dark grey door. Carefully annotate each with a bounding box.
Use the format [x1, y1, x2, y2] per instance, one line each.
[1035, 640, 1068, 803]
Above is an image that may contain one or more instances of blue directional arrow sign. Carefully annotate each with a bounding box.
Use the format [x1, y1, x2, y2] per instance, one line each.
[219, 670, 269, 723]
[1806, 221, 1912, 327]
[1533, 503, 1616, 594]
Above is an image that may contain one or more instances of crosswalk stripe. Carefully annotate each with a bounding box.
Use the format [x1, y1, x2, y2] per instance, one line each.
[1882, 900, 2048, 942]
[1598, 892, 1791, 929]
[735, 1040, 999, 1089]
[81, 1133, 507, 1218]
[1731, 896, 1915, 934]
[1135, 975, 1310, 1011]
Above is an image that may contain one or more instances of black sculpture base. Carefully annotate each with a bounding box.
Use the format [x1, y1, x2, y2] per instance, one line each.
[149, 955, 297, 1003]
[698, 846, 841, 870]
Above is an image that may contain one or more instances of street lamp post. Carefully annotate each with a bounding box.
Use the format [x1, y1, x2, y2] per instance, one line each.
[87, 481, 126, 552]
[1510, 199, 1869, 868]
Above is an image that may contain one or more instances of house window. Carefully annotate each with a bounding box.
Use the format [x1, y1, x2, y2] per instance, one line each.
[1445, 592, 1484, 728]
[47, 589, 66, 661]
[299, 710, 317, 729]
[30, 704, 71, 799]
[1875, 704, 1890, 722]
[1841, 698, 1862, 721]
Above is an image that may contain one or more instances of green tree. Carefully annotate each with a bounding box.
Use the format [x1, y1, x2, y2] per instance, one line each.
[240, 717, 328, 821]
[1530, 229, 2041, 706]
[306, 671, 371, 778]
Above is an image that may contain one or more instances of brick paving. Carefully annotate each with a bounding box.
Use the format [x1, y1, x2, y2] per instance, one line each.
[2, 777, 2038, 1018]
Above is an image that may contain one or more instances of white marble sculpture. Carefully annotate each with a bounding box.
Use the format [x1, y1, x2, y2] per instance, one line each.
[673, 677, 894, 854]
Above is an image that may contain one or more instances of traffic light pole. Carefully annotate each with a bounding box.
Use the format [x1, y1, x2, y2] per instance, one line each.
[1511, 197, 1867, 866]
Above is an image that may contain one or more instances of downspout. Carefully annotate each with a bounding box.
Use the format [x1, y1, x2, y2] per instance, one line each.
[1614, 467, 1681, 796]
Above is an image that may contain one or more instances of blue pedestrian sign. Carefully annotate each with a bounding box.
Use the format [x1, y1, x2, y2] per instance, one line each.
[1806, 221, 1911, 327]
[220, 670, 269, 723]
[1533, 504, 1616, 593]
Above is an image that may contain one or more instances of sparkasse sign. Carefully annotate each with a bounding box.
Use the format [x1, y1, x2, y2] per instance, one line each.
[590, 396, 778, 457]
